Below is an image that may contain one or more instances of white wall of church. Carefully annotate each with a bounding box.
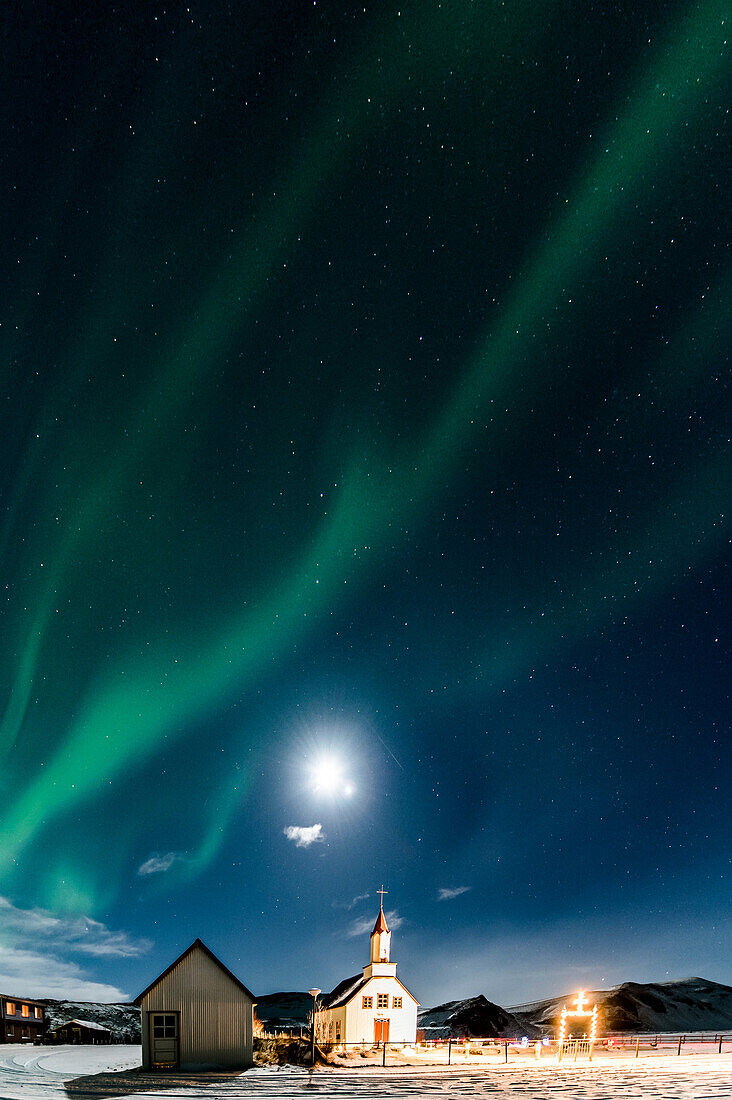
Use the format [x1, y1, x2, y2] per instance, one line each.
[323, 1006, 346, 1044]
[344, 977, 417, 1045]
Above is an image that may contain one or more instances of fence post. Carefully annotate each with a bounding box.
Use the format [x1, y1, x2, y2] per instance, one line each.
[448, 1038, 451, 1065]
[635, 1037, 640, 1059]
[719, 1035, 724, 1054]
[677, 1035, 682, 1056]
[505, 1040, 508, 1063]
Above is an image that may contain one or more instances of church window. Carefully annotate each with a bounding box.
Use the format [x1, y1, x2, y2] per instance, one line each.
[393, 997, 402, 1008]
[377, 993, 389, 1009]
[362, 996, 373, 1008]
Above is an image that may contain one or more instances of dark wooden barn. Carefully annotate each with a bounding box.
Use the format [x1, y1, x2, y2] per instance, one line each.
[49, 1018, 113, 1044]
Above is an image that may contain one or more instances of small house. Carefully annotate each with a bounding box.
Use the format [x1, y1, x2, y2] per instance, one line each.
[134, 938, 255, 1070]
[49, 1019, 112, 1044]
[0, 996, 45, 1043]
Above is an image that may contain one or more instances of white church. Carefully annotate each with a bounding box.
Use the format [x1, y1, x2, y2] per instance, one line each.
[320, 896, 419, 1045]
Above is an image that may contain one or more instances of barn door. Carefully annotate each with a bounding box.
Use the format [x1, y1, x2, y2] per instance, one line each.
[150, 1012, 179, 1069]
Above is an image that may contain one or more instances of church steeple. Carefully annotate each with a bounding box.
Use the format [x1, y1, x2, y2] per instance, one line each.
[365, 885, 395, 975]
[370, 905, 391, 962]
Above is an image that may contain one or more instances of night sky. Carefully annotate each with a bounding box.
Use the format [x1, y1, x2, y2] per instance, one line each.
[0, 1, 729, 1009]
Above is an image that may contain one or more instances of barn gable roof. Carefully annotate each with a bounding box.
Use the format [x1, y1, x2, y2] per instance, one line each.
[133, 937, 255, 1005]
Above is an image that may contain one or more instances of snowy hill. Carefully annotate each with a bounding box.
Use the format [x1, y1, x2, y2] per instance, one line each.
[41, 999, 140, 1042]
[510, 978, 732, 1035]
[418, 995, 541, 1039]
[254, 992, 312, 1032]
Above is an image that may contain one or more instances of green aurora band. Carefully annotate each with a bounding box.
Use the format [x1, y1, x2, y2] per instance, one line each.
[0, 0, 728, 908]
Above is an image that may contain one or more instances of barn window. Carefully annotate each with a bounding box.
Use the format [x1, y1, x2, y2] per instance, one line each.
[153, 1015, 177, 1038]
[377, 994, 388, 1009]
[5, 1002, 15, 1015]
[21, 1005, 30, 1018]
[362, 996, 373, 1008]
[393, 997, 402, 1008]
[34, 1008, 43, 1019]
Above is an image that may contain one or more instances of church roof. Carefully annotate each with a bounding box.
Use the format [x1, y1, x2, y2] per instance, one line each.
[372, 906, 389, 934]
[322, 971, 420, 1009]
[322, 973, 367, 1009]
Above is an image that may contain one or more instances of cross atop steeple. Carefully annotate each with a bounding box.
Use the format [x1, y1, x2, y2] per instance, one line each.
[369, 886, 393, 963]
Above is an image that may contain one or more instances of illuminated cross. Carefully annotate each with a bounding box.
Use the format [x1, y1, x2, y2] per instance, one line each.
[573, 991, 588, 1014]
[377, 885, 388, 907]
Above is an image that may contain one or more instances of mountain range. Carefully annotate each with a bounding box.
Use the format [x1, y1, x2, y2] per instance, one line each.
[510, 977, 732, 1036]
[35, 975, 732, 1042]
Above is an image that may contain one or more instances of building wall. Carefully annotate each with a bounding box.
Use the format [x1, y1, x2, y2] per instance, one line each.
[1, 1020, 45, 1044]
[322, 1006, 346, 1044]
[322, 976, 417, 1045]
[140, 946, 253, 1068]
[346, 977, 417, 1044]
[0, 998, 45, 1045]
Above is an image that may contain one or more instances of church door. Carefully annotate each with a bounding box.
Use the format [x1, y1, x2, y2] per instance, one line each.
[374, 1019, 389, 1044]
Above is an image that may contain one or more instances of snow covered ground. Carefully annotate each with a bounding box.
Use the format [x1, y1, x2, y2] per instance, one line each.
[0, 1044, 730, 1098]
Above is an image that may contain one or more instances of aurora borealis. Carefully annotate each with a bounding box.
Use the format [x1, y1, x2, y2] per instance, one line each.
[0, 1, 728, 1005]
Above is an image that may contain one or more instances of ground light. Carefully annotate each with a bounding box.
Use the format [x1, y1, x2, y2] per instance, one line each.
[557, 991, 599, 1062]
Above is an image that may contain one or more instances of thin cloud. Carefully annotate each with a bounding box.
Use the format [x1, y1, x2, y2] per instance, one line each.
[0, 895, 151, 1000]
[333, 892, 371, 911]
[138, 851, 185, 876]
[438, 886, 471, 901]
[283, 824, 324, 848]
[0, 896, 150, 957]
[0, 945, 130, 1001]
[348, 910, 403, 937]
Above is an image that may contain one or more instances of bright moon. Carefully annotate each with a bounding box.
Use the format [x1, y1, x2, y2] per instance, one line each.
[310, 755, 354, 797]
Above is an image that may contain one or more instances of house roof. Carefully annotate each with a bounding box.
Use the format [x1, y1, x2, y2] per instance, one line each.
[0, 994, 46, 1008]
[322, 972, 420, 1009]
[133, 938, 255, 1005]
[51, 1019, 111, 1033]
[372, 906, 389, 934]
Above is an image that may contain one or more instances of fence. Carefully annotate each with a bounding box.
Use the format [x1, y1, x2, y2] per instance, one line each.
[262, 1032, 731, 1067]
